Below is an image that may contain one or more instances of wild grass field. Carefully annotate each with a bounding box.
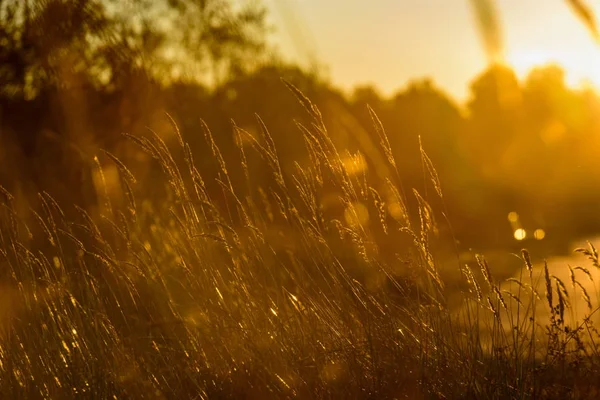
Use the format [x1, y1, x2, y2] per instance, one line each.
[1, 83, 600, 399]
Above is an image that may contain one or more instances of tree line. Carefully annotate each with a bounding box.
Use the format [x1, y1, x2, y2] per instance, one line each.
[2, 0, 600, 254]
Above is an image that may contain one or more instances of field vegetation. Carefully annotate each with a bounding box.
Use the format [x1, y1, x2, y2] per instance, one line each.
[3, 0, 600, 398]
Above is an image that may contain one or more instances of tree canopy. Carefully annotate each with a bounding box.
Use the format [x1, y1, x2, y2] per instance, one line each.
[0, 0, 267, 99]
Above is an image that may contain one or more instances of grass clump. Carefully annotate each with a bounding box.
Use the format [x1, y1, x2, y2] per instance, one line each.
[1, 84, 600, 399]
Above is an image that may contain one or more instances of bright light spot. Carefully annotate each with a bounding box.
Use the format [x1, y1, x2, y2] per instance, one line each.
[514, 228, 527, 241]
[508, 212, 519, 223]
[534, 229, 546, 240]
[507, 50, 559, 81]
[270, 307, 278, 317]
[215, 287, 224, 301]
[61, 340, 70, 354]
[342, 152, 367, 176]
[275, 373, 291, 390]
[344, 202, 369, 227]
[388, 202, 405, 221]
[507, 46, 600, 91]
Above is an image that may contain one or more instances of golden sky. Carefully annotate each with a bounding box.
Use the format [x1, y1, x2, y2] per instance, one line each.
[266, 0, 600, 102]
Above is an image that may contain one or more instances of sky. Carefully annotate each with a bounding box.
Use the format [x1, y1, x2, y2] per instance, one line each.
[264, 0, 600, 103]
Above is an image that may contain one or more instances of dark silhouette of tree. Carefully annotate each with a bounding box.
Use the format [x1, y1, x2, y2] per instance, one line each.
[518, 65, 600, 240]
[465, 65, 524, 182]
[0, 0, 269, 212]
[0, 0, 267, 99]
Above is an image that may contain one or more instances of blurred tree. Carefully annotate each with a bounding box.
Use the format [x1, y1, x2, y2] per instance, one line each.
[350, 85, 387, 116]
[520, 65, 600, 239]
[465, 65, 523, 181]
[0, 0, 267, 99]
[0, 0, 109, 99]
[523, 65, 585, 144]
[0, 0, 269, 212]
[384, 80, 465, 190]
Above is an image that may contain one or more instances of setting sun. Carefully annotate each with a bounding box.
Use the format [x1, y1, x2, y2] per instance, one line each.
[506, 47, 600, 89]
[269, 0, 600, 100]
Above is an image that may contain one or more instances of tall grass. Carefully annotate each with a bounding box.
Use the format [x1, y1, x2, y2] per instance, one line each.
[1, 83, 600, 399]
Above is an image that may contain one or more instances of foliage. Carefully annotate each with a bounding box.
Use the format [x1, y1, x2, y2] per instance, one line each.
[0, 0, 267, 99]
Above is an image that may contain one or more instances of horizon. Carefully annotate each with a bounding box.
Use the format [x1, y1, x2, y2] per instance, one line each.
[265, 0, 600, 103]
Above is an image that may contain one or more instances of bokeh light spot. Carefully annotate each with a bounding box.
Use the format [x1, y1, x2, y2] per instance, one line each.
[344, 202, 369, 227]
[342, 152, 367, 176]
[514, 228, 527, 241]
[388, 202, 405, 221]
[534, 229, 546, 240]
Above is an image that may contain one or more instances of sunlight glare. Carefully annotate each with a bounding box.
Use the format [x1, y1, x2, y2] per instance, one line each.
[342, 152, 368, 176]
[506, 48, 600, 90]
